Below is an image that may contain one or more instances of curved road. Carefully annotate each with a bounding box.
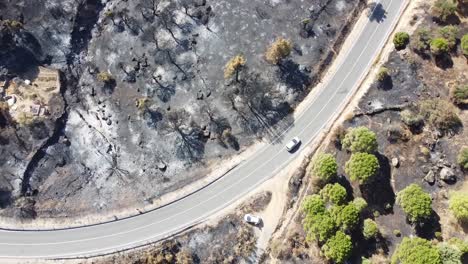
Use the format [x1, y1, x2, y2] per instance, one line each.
[0, 0, 405, 259]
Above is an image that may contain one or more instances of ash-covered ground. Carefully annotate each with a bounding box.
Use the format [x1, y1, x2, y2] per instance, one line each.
[0, 0, 363, 220]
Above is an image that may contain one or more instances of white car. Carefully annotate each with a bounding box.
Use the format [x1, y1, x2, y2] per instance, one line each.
[286, 137, 301, 152]
[243, 214, 261, 225]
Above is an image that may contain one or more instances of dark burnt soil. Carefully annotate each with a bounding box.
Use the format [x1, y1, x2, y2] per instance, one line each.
[0, 0, 365, 221]
[82, 191, 271, 264]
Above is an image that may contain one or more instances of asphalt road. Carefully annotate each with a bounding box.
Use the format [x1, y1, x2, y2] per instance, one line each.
[0, 0, 406, 259]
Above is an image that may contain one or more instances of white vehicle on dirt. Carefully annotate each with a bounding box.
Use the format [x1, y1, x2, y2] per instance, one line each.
[243, 214, 262, 225]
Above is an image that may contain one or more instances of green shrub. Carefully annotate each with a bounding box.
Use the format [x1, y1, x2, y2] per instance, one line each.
[400, 109, 424, 128]
[353, 197, 368, 212]
[333, 203, 360, 231]
[312, 153, 338, 182]
[418, 99, 461, 131]
[438, 243, 463, 264]
[448, 238, 468, 254]
[303, 212, 337, 243]
[322, 231, 353, 264]
[393, 32, 410, 50]
[363, 218, 379, 239]
[432, 0, 458, 22]
[430, 38, 450, 55]
[302, 194, 326, 216]
[451, 84, 468, 105]
[457, 147, 468, 170]
[411, 28, 432, 52]
[392, 237, 441, 264]
[462, 34, 468, 56]
[320, 183, 348, 205]
[396, 184, 432, 223]
[342, 127, 378, 153]
[438, 25, 458, 49]
[449, 192, 468, 222]
[345, 153, 380, 184]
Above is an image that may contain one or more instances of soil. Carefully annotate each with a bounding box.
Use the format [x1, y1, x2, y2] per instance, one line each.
[0, 0, 366, 224]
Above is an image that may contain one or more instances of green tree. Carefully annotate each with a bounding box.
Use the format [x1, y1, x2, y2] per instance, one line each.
[322, 231, 353, 264]
[303, 213, 337, 243]
[393, 32, 410, 50]
[342, 126, 378, 153]
[430, 38, 450, 55]
[302, 194, 326, 216]
[345, 153, 380, 184]
[411, 28, 432, 53]
[396, 184, 432, 223]
[392, 237, 441, 264]
[432, 0, 458, 22]
[363, 218, 379, 239]
[265, 37, 292, 65]
[320, 183, 348, 205]
[462, 34, 468, 56]
[333, 203, 360, 231]
[438, 25, 459, 50]
[438, 243, 463, 264]
[457, 147, 468, 170]
[449, 192, 468, 222]
[353, 197, 368, 212]
[312, 153, 338, 182]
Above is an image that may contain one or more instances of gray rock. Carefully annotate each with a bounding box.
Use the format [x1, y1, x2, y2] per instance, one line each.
[424, 170, 435, 184]
[391, 157, 399, 168]
[439, 167, 456, 183]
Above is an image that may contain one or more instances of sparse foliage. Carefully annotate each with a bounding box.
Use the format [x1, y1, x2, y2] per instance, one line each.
[438, 243, 463, 264]
[451, 84, 468, 105]
[345, 153, 380, 184]
[321, 231, 353, 264]
[396, 184, 432, 223]
[342, 126, 378, 153]
[97, 71, 114, 83]
[377, 67, 390, 82]
[224, 55, 246, 81]
[449, 192, 468, 222]
[265, 37, 293, 64]
[418, 99, 461, 131]
[393, 32, 410, 50]
[411, 28, 432, 53]
[391, 237, 441, 264]
[400, 109, 424, 128]
[312, 153, 338, 182]
[438, 25, 458, 49]
[432, 0, 458, 22]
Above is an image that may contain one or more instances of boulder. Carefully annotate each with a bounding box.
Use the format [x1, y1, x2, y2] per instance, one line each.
[391, 157, 399, 168]
[439, 167, 456, 183]
[423, 170, 435, 184]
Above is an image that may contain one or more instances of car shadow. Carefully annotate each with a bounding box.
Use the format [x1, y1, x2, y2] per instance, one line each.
[287, 141, 302, 153]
